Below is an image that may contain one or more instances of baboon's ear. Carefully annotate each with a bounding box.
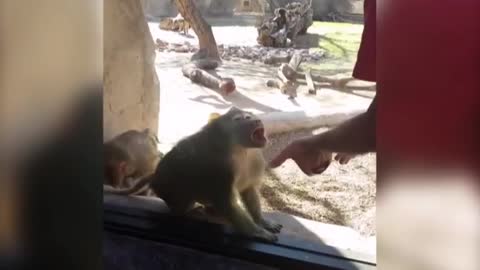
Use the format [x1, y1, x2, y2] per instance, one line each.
[208, 112, 221, 123]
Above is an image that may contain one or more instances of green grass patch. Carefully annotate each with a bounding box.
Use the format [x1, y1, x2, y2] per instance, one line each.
[305, 21, 364, 75]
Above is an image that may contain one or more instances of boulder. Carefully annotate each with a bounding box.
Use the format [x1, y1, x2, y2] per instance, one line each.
[104, 0, 160, 142]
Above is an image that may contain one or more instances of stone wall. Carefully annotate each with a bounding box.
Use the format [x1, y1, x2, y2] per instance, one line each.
[207, 0, 236, 16]
[104, 0, 160, 142]
[142, 0, 237, 18]
[265, 0, 363, 20]
[235, 0, 265, 13]
[142, 0, 363, 19]
[141, 0, 177, 18]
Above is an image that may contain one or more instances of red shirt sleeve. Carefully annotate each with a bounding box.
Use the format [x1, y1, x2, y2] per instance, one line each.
[352, 0, 376, 82]
[377, 0, 480, 168]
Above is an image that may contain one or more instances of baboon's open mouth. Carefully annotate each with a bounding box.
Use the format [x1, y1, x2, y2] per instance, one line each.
[251, 127, 267, 146]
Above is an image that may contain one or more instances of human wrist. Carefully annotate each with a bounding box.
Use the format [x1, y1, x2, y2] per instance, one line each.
[301, 133, 328, 150]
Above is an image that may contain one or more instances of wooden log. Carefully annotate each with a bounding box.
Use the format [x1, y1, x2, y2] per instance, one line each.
[277, 52, 302, 81]
[266, 79, 279, 88]
[295, 72, 337, 84]
[278, 63, 296, 81]
[281, 82, 298, 99]
[272, 52, 302, 98]
[277, 68, 297, 98]
[263, 52, 291, 65]
[299, 72, 375, 91]
[266, 78, 296, 98]
[331, 77, 354, 89]
[182, 64, 235, 95]
[288, 52, 303, 71]
[277, 67, 290, 84]
[305, 68, 316, 95]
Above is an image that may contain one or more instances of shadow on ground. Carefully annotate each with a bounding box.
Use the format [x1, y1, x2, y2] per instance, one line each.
[295, 33, 321, 49]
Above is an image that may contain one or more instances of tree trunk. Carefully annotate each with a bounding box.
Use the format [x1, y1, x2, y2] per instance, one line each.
[174, 0, 220, 61]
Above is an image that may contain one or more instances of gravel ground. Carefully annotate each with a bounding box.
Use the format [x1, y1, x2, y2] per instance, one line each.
[261, 128, 376, 236]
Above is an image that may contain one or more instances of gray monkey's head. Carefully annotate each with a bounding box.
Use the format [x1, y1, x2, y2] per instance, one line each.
[210, 107, 267, 148]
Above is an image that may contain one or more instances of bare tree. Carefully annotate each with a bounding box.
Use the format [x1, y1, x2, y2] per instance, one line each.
[174, 0, 220, 61]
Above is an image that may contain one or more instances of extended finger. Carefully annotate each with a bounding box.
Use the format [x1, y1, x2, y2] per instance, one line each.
[312, 160, 331, 174]
[297, 163, 314, 176]
[312, 166, 328, 174]
[339, 157, 349, 165]
[269, 147, 292, 168]
[335, 154, 352, 165]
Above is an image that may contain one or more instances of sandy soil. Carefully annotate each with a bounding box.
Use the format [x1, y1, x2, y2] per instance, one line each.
[262, 128, 376, 236]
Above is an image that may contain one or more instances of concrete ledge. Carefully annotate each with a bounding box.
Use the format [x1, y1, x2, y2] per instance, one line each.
[104, 194, 376, 257]
[259, 109, 364, 135]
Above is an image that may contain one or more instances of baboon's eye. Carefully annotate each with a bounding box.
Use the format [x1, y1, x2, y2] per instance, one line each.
[233, 115, 242, 121]
[245, 115, 252, 120]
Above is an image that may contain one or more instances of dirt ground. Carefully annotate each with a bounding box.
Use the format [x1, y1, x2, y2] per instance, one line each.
[262, 128, 376, 237]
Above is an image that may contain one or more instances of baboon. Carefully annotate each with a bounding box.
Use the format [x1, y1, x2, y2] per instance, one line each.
[103, 129, 162, 196]
[177, 18, 191, 35]
[159, 13, 191, 35]
[270, 8, 289, 47]
[105, 107, 283, 242]
[273, 8, 288, 32]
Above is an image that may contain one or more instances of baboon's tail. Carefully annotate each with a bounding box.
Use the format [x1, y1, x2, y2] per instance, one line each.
[103, 175, 154, 195]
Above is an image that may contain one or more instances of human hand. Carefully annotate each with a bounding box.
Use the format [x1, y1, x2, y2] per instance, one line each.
[334, 153, 356, 165]
[269, 138, 333, 176]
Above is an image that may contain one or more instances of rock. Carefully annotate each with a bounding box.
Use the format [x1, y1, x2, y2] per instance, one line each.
[104, 0, 160, 141]
[155, 39, 325, 65]
[174, 45, 190, 53]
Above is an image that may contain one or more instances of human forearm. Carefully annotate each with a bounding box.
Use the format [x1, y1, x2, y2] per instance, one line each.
[307, 98, 376, 154]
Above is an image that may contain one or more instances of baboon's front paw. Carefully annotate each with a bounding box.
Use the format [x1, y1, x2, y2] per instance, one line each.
[262, 219, 283, 234]
[253, 229, 278, 242]
[186, 205, 207, 218]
